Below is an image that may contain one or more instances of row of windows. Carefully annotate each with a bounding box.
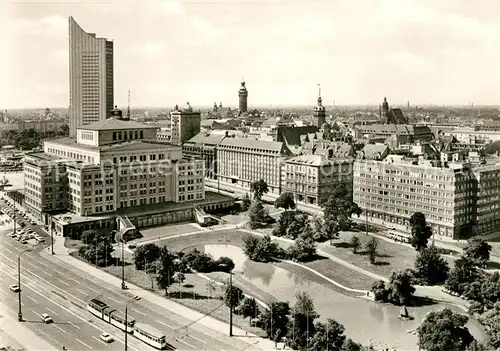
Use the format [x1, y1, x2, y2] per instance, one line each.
[112, 130, 144, 141]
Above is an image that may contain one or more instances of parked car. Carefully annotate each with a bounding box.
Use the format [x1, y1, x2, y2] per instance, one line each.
[9, 284, 20, 292]
[99, 333, 114, 343]
[41, 313, 52, 323]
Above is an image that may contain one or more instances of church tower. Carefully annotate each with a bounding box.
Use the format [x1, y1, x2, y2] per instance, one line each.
[238, 79, 248, 113]
[382, 97, 389, 122]
[313, 84, 326, 127]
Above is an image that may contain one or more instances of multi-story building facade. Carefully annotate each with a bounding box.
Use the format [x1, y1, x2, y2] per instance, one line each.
[282, 154, 353, 206]
[24, 117, 208, 229]
[170, 104, 201, 145]
[473, 164, 500, 235]
[354, 124, 434, 145]
[353, 156, 475, 238]
[216, 138, 291, 194]
[69, 16, 114, 137]
[182, 132, 227, 179]
[156, 127, 171, 143]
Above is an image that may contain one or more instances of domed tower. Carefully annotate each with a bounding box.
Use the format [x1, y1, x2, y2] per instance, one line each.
[238, 79, 248, 113]
[313, 84, 326, 127]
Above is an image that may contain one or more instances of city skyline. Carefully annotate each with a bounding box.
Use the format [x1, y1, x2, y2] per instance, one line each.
[2, 0, 500, 109]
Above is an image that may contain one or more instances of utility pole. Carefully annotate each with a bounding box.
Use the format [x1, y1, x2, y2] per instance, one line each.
[50, 218, 54, 255]
[121, 239, 126, 289]
[229, 271, 233, 337]
[365, 210, 368, 235]
[13, 202, 16, 235]
[18, 248, 32, 321]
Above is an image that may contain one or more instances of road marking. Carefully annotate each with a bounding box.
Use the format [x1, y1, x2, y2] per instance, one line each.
[108, 296, 120, 303]
[158, 320, 174, 329]
[87, 286, 99, 293]
[3, 247, 12, 254]
[92, 336, 101, 343]
[131, 308, 145, 316]
[37, 260, 47, 268]
[46, 307, 58, 315]
[175, 337, 195, 349]
[69, 321, 80, 329]
[76, 338, 92, 349]
[30, 308, 38, 315]
[76, 288, 88, 295]
[53, 324, 66, 333]
[0, 257, 141, 350]
[187, 334, 207, 344]
[66, 276, 79, 284]
[57, 279, 70, 287]
[26, 295, 38, 303]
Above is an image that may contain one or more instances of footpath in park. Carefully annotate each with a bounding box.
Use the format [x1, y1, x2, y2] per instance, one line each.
[42, 234, 277, 351]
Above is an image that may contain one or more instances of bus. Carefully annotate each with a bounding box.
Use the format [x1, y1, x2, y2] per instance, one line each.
[133, 323, 167, 350]
[87, 299, 135, 333]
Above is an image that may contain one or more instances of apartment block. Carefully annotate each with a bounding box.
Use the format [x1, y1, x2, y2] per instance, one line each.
[216, 138, 291, 194]
[473, 164, 500, 235]
[353, 156, 475, 238]
[170, 104, 201, 145]
[182, 132, 227, 179]
[282, 154, 353, 206]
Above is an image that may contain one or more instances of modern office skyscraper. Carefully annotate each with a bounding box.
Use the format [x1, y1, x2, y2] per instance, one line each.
[68, 16, 114, 137]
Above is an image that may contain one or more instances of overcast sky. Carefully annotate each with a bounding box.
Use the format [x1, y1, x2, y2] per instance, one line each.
[2, 0, 500, 109]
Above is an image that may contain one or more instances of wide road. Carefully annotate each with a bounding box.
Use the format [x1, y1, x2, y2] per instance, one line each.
[1, 233, 262, 351]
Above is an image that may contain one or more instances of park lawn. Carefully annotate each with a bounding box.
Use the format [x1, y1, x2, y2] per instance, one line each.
[155, 230, 247, 252]
[93, 254, 265, 336]
[300, 258, 375, 291]
[322, 233, 458, 279]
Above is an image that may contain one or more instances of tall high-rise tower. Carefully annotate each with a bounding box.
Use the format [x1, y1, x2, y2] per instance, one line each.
[68, 16, 114, 137]
[313, 84, 326, 127]
[238, 79, 248, 113]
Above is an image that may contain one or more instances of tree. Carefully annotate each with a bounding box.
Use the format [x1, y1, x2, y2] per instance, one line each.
[156, 246, 175, 295]
[216, 256, 235, 272]
[418, 308, 474, 351]
[242, 193, 252, 211]
[253, 235, 279, 262]
[287, 291, 318, 349]
[341, 339, 363, 351]
[371, 280, 389, 302]
[350, 236, 361, 254]
[248, 199, 268, 229]
[257, 301, 290, 342]
[464, 237, 492, 267]
[386, 269, 415, 306]
[478, 302, 500, 349]
[224, 284, 243, 308]
[321, 184, 362, 238]
[172, 271, 186, 285]
[272, 211, 307, 239]
[409, 212, 433, 251]
[206, 280, 217, 298]
[145, 262, 158, 289]
[478, 271, 500, 309]
[274, 192, 296, 210]
[250, 179, 269, 200]
[182, 248, 216, 272]
[308, 319, 347, 351]
[239, 297, 259, 325]
[365, 237, 378, 264]
[445, 257, 480, 295]
[414, 246, 450, 285]
[243, 234, 260, 259]
[286, 226, 317, 262]
[133, 243, 161, 270]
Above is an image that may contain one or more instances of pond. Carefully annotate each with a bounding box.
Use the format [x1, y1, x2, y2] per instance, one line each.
[204, 244, 485, 350]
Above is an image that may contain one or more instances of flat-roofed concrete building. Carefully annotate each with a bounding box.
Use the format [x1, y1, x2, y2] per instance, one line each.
[473, 164, 500, 235]
[69, 16, 114, 137]
[353, 155, 475, 238]
[282, 154, 353, 206]
[355, 124, 434, 146]
[22, 117, 225, 232]
[216, 138, 291, 194]
[170, 104, 201, 145]
[182, 132, 227, 179]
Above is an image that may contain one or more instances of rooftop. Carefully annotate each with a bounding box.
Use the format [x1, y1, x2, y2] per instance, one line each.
[219, 137, 284, 152]
[184, 132, 226, 146]
[78, 118, 158, 131]
[285, 154, 352, 166]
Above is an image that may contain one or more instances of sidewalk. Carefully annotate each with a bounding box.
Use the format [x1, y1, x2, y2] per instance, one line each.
[44, 235, 276, 351]
[0, 313, 56, 351]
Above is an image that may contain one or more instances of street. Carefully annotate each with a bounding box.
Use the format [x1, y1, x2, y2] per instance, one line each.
[1, 232, 263, 351]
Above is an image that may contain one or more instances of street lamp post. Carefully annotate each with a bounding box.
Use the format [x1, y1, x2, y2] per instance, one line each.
[13, 201, 16, 235]
[229, 271, 233, 337]
[18, 247, 33, 321]
[50, 218, 54, 255]
[123, 297, 136, 351]
[121, 239, 126, 290]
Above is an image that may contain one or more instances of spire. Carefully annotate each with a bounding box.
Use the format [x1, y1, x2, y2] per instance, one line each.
[127, 90, 131, 120]
[317, 84, 323, 106]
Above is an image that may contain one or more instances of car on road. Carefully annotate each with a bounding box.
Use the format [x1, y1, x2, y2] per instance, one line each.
[7, 233, 15, 238]
[99, 333, 114, 343]
[41, 313, 52, 323]
[9, 284, 20, 292]
[20, 240, 28, 244]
